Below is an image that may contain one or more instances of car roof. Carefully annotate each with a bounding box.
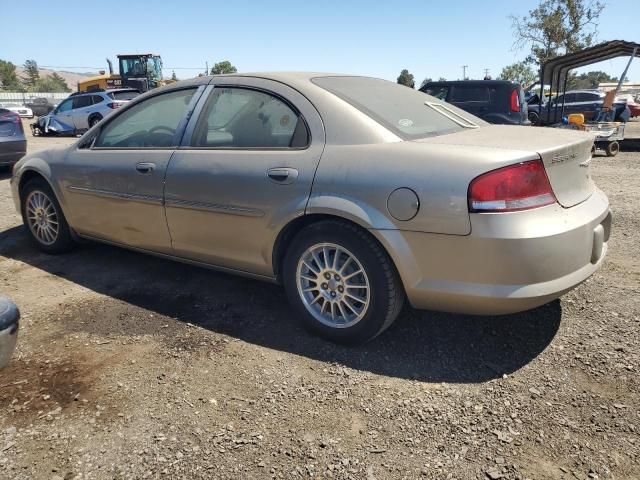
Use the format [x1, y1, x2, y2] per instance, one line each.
[562, 90, 603, 94]
[422, 80, 520, 87]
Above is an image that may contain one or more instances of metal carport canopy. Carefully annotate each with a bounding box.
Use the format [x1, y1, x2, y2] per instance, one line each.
[541, 40, 640, 86]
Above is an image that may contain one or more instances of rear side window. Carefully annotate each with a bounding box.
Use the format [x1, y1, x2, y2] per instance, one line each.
[72, 96, 93, 109]
[0, 111, 17, 137]
[449, 86, 490, 103]
[191, 87, 307, 148]
[313, 76, 485, 139]
[91, 95, 104, 105]
[95, 88, 196, 148]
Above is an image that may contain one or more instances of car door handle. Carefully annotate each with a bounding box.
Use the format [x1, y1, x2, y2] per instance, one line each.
[267, 167, 298, 185]
[135, 162, 156, 174]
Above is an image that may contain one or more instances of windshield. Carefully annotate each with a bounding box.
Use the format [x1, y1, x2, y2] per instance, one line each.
[146, 56, 162, 86]
[108, 90, 140, 101]
[312, 76, 487, 139]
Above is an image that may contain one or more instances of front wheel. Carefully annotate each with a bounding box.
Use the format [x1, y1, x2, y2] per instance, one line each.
[283, 220, 404, 344]
[20, 179, 75, 254]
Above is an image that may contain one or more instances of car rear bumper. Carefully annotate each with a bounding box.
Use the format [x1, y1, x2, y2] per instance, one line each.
[0, 143, 26, 166]
[373, 188, 611, 315]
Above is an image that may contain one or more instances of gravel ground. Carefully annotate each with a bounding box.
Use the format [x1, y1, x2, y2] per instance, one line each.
[0, 120, 638, 480]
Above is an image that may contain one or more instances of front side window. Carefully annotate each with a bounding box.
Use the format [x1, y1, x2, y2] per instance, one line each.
[94, 88, 196, 148]
[56, 99, 72, 113]
[191, 87, 306, 148]
[423, 85, 449, 100]
[313, 76, 486, 139]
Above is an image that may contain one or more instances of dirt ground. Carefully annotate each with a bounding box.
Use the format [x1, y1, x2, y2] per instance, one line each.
[0, 119, 638, 480]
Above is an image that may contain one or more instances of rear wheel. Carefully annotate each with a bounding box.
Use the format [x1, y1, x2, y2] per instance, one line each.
[89, 115, 102, 128]
[283, 220, 404, 344]
[527, 111, 539, 124]
[605, 141, 619, 157]
[20, 179, 75, 254]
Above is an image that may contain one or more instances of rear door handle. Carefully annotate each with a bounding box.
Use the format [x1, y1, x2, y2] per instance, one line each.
[136, 162, 156, 174]
[267, 167, 298, 184]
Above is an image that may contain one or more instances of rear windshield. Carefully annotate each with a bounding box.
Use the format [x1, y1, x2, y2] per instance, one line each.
[108, 90, 139, 101]
[312, 76, 486, 139]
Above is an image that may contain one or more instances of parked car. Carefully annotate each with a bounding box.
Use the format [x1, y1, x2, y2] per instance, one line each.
[616, 94, 640, 118]
[0, 102, 33, 118]
[31, 89, 140, 136]
[529, 90, 630, 124]
[10, 74, 611, 344]
[419, 80, 530, 125]
[24, 97, 55, 117]
[0, 109, 27, 169]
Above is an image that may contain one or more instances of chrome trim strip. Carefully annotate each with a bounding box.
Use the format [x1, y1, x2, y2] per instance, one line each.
[67, 185, 163, 205]
[165, 198, 265, 217]
[425, 102, 480, 128]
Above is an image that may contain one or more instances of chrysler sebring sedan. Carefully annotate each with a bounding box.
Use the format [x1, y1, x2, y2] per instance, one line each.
[10, 73, 611, 343]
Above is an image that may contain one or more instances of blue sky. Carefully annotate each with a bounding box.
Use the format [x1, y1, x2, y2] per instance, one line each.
[2, 0, 638, 83]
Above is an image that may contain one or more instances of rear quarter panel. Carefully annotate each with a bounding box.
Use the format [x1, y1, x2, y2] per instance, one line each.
[307, 140, 536, 235]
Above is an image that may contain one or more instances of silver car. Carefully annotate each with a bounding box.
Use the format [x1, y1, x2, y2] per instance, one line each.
[33, 89, 139, 135]
[10, 73, 611, 343]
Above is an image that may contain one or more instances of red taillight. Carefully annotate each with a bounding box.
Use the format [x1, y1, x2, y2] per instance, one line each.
[107, 102, 120, 109]
[510, 89, 520, 112]
[468, 160, 556, 213]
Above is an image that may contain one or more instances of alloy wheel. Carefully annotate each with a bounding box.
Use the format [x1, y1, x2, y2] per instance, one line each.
[25, 190, 59, 246]
[296, 243, 370, 328]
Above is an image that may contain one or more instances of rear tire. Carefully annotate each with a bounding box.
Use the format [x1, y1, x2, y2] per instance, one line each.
[282, 220, 404, 344]
[20, 178, 75, 254]
[527, 111, 539, 124]
[89, 115, 102, 128]
[605, 141, 619, 157]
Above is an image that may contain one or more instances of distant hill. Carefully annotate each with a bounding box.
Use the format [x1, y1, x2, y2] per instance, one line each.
[15, 67, 96, 92]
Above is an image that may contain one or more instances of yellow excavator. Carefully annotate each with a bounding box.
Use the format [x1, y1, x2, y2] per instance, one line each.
[78, 54, 171, 93]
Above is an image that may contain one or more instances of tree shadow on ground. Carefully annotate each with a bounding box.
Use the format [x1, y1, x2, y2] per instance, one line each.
[0, 225, 561, 383]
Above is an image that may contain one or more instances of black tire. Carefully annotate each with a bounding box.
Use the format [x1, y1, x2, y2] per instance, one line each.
[527, 111, 539, 124]
[605, 141, 619, 157]
[89, 115, 102, 128]
[20, 178, 75, 254]
[282, 220, 405, 344]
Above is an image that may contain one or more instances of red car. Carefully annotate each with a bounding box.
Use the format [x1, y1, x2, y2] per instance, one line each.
[618, 95, 640, 118]
[627, 100, 640, 118]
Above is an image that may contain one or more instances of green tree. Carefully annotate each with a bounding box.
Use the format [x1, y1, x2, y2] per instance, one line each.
[566, 70, 620, 89]
[500, 61, 537, 86]
[29, 73, 70, 93]
[0, 59, 22, 91]
[419, 77, 433, 89]
[397, 69, 415, 88]
[22, 59, 40, 88]
[210, 60, 237, 75]
[511, 0, 605, 66]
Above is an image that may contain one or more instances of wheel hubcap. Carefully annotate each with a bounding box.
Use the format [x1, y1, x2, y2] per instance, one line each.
[296, 243, 370, 328]
[25, 191, 59, 245]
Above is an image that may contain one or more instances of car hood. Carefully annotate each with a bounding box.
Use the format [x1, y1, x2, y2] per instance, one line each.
[416, 125, 596, 208]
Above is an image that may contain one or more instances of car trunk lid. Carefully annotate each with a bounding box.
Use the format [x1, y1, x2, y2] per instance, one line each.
[416, 125, 595, 208]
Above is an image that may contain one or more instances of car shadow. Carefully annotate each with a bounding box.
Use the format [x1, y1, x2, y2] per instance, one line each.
[0, 225, 561, 383]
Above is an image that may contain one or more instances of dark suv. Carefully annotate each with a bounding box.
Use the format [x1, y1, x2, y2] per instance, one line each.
[420, 80, 530, 125]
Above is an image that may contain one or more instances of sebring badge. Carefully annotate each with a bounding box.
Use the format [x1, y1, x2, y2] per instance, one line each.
[551, 151, 578, 164]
